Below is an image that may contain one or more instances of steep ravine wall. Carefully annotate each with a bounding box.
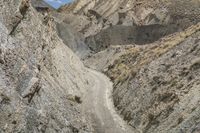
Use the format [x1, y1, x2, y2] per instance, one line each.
[60, 0, 200, 132]
[106, 24, 200, 133]
[0, 0, 91, 132]
[59, 0, 200, 38]
[56, 22, 91, 58]
[30, 0, 200, 132]
[61, 0, 200, 133]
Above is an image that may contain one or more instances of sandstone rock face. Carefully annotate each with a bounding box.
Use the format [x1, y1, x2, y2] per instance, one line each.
[0, 0, 91, 132]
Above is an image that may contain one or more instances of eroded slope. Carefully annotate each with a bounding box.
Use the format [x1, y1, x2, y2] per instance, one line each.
[106, 23, 200, 132]
[0, 0, 91, 132]
[27, 0, 200, 132]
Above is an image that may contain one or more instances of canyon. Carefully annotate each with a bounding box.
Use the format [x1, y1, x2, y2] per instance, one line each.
[0, 0, 200, 133]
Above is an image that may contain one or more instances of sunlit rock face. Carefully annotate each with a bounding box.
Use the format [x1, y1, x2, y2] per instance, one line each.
[58, 0, 200, 37]
[58, 0, 200, 132]
[1, 0, 200, 132]
[0, 0, 91, 132]
[57, 0, 200, 57]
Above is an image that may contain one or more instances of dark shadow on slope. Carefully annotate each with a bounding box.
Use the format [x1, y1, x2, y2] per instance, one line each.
[85, 24, 180, 53]
[56, 22, 91, 58]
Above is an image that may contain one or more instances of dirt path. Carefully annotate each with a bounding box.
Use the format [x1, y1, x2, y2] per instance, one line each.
[83, 68, 135, 133]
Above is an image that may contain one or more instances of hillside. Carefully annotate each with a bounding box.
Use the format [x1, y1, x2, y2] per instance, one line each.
[57, 0, 200, 132]
[0, 0, 91, 132]
[0, 0, 200, 133]
[106, 23, 200, 132]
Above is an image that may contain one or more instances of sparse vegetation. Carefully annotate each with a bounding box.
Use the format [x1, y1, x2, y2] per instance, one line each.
[106, 22, 200, 85]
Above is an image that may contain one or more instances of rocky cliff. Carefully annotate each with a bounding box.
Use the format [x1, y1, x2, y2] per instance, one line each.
[58, 0, 200, 54]
[106, 23, 200, 133]
[0, 0, 91, 132]
[58, 0, 200, 132]
[59, 0, 200, 36]
[1, 0, 200, 133]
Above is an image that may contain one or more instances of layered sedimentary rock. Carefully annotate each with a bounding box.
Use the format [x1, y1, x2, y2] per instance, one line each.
[1, 0, 200, 132]
[59, 0, 200, 36]
[59, 0, 200, 132]
[106, 23, 200, 132]
[0, 0, 91, 132]
[58, 0, 200, 56]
